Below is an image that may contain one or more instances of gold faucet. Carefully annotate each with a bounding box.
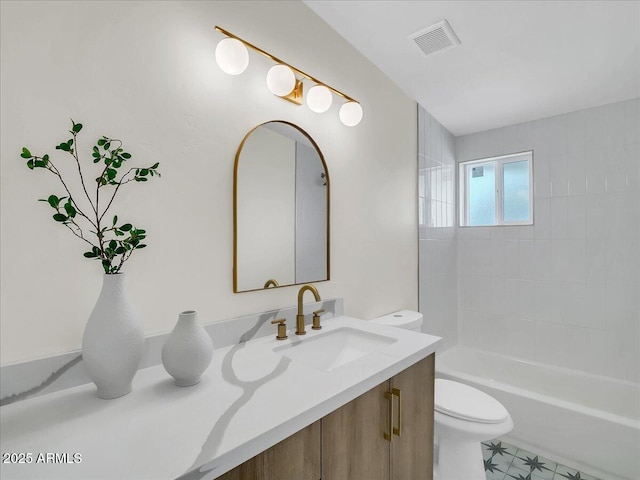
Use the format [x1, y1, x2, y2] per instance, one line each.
[296, 284, 321, 335]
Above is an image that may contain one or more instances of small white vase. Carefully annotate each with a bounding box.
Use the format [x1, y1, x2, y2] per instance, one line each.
[82, 273, 145, 399]
[162, 310, 213, 387]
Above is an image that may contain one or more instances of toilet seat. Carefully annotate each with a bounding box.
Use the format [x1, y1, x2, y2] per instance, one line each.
[435, 379, 508, 424]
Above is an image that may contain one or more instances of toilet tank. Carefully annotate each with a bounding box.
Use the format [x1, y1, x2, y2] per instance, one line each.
[370, 310, 423, 332]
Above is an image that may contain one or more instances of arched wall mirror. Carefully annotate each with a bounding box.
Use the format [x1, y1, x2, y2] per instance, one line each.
[233, 121, 330, 293]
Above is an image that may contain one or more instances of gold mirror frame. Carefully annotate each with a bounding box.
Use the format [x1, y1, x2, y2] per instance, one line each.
[233, 121, 330, 293]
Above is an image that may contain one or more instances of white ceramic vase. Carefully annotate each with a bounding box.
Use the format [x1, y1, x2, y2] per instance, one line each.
[162, 310, 213, 387]
[82, 274, 144, 399]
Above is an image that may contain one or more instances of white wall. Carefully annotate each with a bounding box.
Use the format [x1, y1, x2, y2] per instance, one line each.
[418, 106, 457, 350]
[0, 0, 418, 364]
[456, 98, 639, 382]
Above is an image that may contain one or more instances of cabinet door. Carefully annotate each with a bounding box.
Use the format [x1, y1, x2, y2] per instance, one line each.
[321, 380, 391, 480]
[390, 354, 435, 480]
[217, 420, 320, 480]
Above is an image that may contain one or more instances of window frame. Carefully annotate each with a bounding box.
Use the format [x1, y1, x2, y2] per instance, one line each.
[458, 151, 534, 227]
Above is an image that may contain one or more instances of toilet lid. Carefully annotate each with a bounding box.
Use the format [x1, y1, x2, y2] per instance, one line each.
[370, 310, 423, 331]
[435, 379, 508, 424]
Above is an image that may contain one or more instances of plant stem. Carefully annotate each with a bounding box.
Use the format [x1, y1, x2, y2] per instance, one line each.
[70, 130, 98, 216]
[45, 160, 98, 230]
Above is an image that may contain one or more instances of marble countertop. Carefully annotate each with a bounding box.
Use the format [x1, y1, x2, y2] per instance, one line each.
[0, 316, 441, 480]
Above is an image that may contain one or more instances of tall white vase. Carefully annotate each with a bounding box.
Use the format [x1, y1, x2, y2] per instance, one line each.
[162, 310, 213, 387]
[82, 273, 144, 399]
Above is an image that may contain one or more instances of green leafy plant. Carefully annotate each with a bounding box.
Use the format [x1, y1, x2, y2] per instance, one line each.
[20, 120, 160, 274]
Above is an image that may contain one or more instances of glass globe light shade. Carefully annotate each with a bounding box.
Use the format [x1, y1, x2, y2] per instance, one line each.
[266, 65, 296, 96]
[339, 101, 363, 126]
[215, 38, 249, 75]
[306, 85, 333, 113]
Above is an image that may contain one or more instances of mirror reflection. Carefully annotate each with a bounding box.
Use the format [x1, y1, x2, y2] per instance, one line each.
[234, 121, 329, 292]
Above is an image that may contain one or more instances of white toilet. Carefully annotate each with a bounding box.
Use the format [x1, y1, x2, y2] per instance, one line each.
[371, 310, 513, 480]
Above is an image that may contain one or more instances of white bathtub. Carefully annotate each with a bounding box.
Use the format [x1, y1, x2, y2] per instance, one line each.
[436, 346, 640, 480]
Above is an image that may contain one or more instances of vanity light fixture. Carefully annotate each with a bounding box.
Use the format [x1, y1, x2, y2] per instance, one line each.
[214, 26, 363, 126]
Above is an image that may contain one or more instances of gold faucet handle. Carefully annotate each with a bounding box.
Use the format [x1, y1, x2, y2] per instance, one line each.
[271, 318, 288, 340]
[312, 309, 325, 330]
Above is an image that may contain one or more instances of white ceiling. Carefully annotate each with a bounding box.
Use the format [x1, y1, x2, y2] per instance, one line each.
[305, 0, 640, 136]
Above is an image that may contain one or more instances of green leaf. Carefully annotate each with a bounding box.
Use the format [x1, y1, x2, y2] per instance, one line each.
[47, 195, 59, 208]
[120, 223, 132, 231]
[72, 122, 83, 133]
[64, 202, 76, 217]
[53, 213, 68, 222]
[140, 169, 149, 176]
[121, 152, 131, 159]
[115, 247, 126, 254]
[21, 147, 32, 158]
[107, 168, 117, 181]
[34, 160, 46, 168]
[97, 139, 105, 146]
[151, 162, 159, 169]
[104, 142, 111, 151]
[112, 215, 118, 226]
[84, 251, 97, 258]
[136, 244, 147, 249]
[27, 159, 34, 169]
[42, 154, 49, 164]
[136, 177, 148, 182]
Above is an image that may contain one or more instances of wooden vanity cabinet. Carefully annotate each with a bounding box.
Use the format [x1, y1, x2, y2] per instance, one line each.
[217, 420, 321, 480]
[322, 354, 435, 480]
[217, 354, 434, 480]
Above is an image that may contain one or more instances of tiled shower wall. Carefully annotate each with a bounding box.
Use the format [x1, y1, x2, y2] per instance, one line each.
[455, 98, 639, 382]
[418, 106, 457, 350]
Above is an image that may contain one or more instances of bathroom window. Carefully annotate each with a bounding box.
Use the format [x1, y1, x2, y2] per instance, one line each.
[459, 151, 533, 227]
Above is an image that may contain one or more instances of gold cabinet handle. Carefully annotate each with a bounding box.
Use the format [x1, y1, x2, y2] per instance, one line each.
[392, 388, 401, 437]
[384, 390, 394, 442]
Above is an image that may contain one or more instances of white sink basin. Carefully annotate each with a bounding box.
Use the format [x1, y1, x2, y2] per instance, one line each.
[273, 327, 398, 371]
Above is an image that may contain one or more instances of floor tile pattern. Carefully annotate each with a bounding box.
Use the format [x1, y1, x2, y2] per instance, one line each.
[482, 439, 600, 480]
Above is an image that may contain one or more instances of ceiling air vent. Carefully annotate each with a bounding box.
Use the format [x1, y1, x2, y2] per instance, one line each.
[410, 20, 461, 57]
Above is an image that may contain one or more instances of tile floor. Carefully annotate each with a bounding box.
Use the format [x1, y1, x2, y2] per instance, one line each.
[482, 439, 601, 480]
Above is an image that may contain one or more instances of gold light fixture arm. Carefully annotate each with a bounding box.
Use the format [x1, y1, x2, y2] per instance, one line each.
[215, 26, 357, 103]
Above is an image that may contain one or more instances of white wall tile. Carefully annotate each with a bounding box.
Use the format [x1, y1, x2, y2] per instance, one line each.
[605, 146, 628, 193]
[519, 279, 536, 320]
[566, 239, 586, 283]
[550, 197, 568, 239]
[585, 147, 607, 194]
[456, 98, 639, 379]
[566, 196, 586, 239]
[567, 150, 586, 196]
[565, 282, 586, 327]
[550, 154, 569, 197]
[519, 240, 536, 280]
[585, 328, 608, 377]
[551, 239, 569, 282]
[624, 142, 639, 192]
[535, 280, 554, 323]
[504, 317, 537, 361]
[534, 240, 552, 281]
[534, 197, 551, 239]
[503, 240, 521, 278]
